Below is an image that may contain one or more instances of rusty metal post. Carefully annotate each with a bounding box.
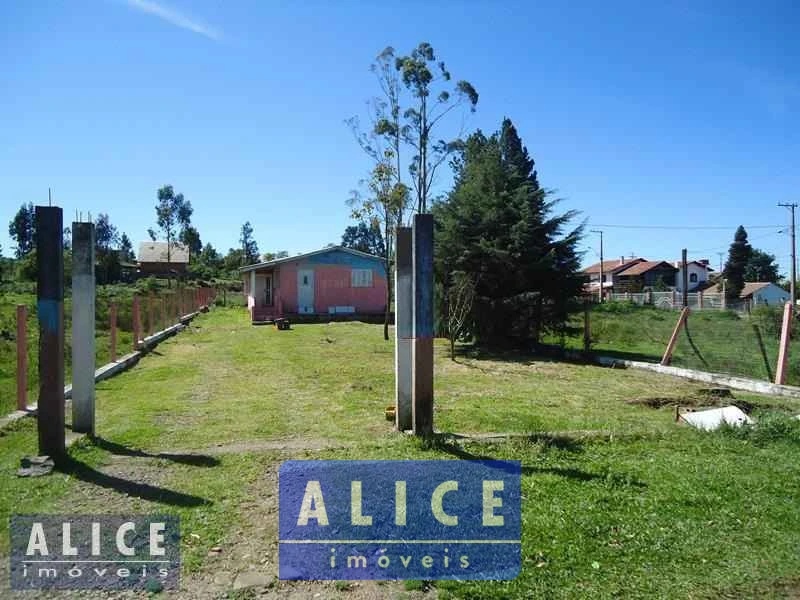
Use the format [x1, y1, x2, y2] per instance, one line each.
[35, 206, 65, 457]
[110, 303, 117, 362]
[132, 296, 141, 351]
[16, 305, 27, 410]
[148, 293, 155, 336]
[775, 302, 793, 385]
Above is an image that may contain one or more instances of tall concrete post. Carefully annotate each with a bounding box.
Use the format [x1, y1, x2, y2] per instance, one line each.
[36, 206, 65, 457]
[395, 227, 413, 431]
[72, 222, 96, 434]
[412, 214, 434, 436]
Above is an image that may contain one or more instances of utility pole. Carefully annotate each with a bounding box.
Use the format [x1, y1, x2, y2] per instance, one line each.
[717, 252, 724, 273]
[681, 248, 689, 308]
[779, 203, 797, 307]
[590, 230, 604, 302]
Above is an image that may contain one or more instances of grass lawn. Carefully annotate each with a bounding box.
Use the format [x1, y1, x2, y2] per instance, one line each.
[548, 301, 800, 386]
[1, 306, 799, 598]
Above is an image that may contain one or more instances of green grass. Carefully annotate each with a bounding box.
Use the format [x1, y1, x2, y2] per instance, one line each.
[0, 306, 799, 598]
[547, 301, 800, 385]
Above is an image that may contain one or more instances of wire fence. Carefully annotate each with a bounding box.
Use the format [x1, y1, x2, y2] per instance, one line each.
[606, 291, 743, 311]
[0, 284, 228, 416]
[553, 300, 800, 386]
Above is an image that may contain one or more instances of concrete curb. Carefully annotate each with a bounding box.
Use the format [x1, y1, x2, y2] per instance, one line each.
[568, 350, 800, 399]
[0, 311, 203, 431]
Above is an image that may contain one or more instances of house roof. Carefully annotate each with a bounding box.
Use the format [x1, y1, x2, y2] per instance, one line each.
[674, 260, 714, 271]
[138, 241, 190, 264]
[582, 258, 645, 275]
[616, 260, 678, 276]
[239, 245, 383, 273]
[709, 281, 782, 298]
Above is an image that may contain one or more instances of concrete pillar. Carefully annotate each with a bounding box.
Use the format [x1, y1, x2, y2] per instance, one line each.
[36, 206, 65, 457]
[71, 222, 96, 435]
[395, 227, 413, 431]
[412, 214, 434, 436]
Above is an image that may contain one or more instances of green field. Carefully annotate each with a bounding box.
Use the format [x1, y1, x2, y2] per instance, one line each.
[1, 306, 799, 598]
[548, 301, 800, 385]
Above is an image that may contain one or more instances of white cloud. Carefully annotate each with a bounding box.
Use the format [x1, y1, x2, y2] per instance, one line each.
[124, 0, 222, 41]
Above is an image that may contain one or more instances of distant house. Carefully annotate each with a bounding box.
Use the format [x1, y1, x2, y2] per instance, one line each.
[613, 260, 678, 292]
[581, 257, 646, 295]
[674, 259, 714, 292]
[710, 282, 790, 306]
[138, 242, 190, 276]
[240, 246, 386, 323]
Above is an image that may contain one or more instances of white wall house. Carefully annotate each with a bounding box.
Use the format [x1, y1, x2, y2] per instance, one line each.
[742, 282, 790, 306]
[674, 259, 713, 292]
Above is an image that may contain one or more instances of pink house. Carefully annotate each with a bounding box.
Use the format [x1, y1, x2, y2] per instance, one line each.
[240, 246, 387, 323]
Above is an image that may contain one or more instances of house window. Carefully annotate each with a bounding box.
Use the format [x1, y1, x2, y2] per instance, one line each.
[351, 268, 373, 288]
[303, 275, 309, 285]
[690, 273, 698, 283]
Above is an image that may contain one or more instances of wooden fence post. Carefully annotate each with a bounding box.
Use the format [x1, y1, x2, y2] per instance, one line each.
[698, 290, 704, 310]
[148, 293, 155, 336]
[16, 304, 27, 410]
[110, 303, 117, 362]
[775, 302, 793, 385]
[662, 307, 690, 366]
[160, 297, 166, 331]
[132, 295, 141, 350]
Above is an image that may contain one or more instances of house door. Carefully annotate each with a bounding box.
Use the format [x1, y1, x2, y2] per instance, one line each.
[298, 269, 314, 314]
[264, 274, 273, 306]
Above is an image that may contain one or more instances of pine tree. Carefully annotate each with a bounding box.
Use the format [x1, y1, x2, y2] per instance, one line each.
[435, 119, 583, 347]
[723, 225, 752, 300]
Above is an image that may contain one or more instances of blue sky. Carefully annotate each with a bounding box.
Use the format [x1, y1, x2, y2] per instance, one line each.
[1, 1, 798, 273]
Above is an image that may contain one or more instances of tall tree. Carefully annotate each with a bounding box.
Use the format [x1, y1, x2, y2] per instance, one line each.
[153, 185, 193, 285]
[348, 152, 408, 340]
[723, 226, 752, 300]
[180, 226, 202, 259]
[95, 213, 119, 252]
[341, 221, 386, 256]
[744, 248, 780, 283]
[223, 248, 244, 273]
[240, 221, 259, 264]
[347, 47, 409, 225]
[8, 202, 36, 258]
[395, 42, 478, 213]
[95, 213, 120, 284]
[119, 233, 135, 262]
[435, 119, 583, 347]
[199, 243, 222, 269]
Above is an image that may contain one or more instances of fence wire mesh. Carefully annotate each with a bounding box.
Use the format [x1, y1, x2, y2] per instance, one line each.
[552, 300, 800, 386]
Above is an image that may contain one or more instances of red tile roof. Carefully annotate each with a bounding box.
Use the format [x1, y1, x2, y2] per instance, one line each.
[616, 260, 678, 276]
[582, 258, 645, 274]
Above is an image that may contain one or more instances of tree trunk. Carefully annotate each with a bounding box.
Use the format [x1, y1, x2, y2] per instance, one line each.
[384, 256, 392, 341]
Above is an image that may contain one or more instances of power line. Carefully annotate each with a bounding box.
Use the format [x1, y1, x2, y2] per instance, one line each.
[588, 224, 782, 230]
